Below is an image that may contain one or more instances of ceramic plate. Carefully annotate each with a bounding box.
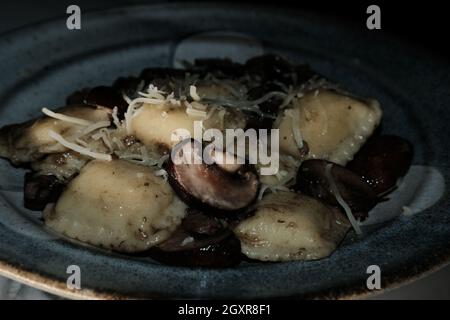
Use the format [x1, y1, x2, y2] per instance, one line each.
[0, 3, 449, 299]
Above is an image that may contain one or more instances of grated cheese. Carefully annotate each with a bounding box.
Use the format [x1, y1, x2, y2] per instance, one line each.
[138, 90, 165, 101]
[325, 163, 362, 235]
[157, 154, 170, 168]
[41, 79, 310, 178]
[102, 137, 114, 152]
[42, 108, 93, 126]
[154, 168, 168, 180]
[122, 93, 132, 104]
[278, 87, 297, 109]
[112, 107, 121, 128]
[79, 120, 111, 137]
[189, 85, 201, 101]
[181, 236, 195, 246]
[75, 138, 88, 147]
[185, 102, 208, 119]
[209, 76, 245, 98]
[258, 184, 270, 200]
[205, 106, 217, 120]
[48, 130, 112, 161]
[112, 137, 125, 150]
[288, 108, 304, 149]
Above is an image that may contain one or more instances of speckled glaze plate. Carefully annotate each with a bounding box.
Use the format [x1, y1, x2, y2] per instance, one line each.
[0, 3, 449, 299]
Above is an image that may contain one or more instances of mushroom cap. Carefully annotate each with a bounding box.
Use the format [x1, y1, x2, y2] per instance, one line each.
[166, 140, 260, 214]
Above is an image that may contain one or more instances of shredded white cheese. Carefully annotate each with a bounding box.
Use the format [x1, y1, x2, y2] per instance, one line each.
[154, 168, 168, 180]
[112, 137, 125, 150]
[209, 76, 244, 98]
[189, 85, 201, 101]
[99, 130, 113, 152]
[185, 102, 208, 119]
[181, 236, 195, 246]
[79, 120, 111, 137]
[258, 184, 270, 200]
[289, 108, 304, 149]
[325, 163, 362, 235]
[75, 138, 88, 147]
[122, 85, 184, 134]
[157, 154, 170, 168]
[112, 107, 121, 128]
[48, 130, 112, 161]
[42, 108, 93, 126]
[122, 93, 132, 104]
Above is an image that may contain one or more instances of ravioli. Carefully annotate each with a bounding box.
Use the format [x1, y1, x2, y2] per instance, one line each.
[277, 89, 382, 165]
[0, 105, 110, 164]
[44, 159, 186, 252]
[131, 103, 245, 148]
[234, 191, 349, 261]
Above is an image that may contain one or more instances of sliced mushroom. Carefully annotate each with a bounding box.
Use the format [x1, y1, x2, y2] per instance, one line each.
[146, 208, 241, 268]
[150, 232, 242, 268]
[24, 173, 65, 211]
[194, 58, 244, 78]
[244, 82, 285, 130]
[245, 54, 297, 85]
[181, 209, 226, 236]
[294, 159, 378, 219]
[139, 67, 188, 83]
[112, 76, 142, 97]
[84, 86, 128, 115]
[347, 135, 413, 195]
[166, 140, 260, 213]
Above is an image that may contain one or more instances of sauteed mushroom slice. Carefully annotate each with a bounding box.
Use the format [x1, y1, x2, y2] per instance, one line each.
[347, 135, 413, 195]
[245, 54, 297, 85]
[181, 209, 225, 236]
[244, 82, 285, 131]
[149, 209, 241, 268]
[84, 86, 128, 114]
[150, 231, 242, 268]
[295, 159, 378, 218]
[140, 67, 187, 80]
[166, 140, 260, 213]
[24, 173, 65, 211]
[193, 58, 245, 78]
[112, 76, 142, 97]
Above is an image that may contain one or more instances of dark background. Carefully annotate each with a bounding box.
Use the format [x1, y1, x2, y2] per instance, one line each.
[275, 0, 448, 59]
[2, 0, 447, 59]
[0, 0, 448, 300]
